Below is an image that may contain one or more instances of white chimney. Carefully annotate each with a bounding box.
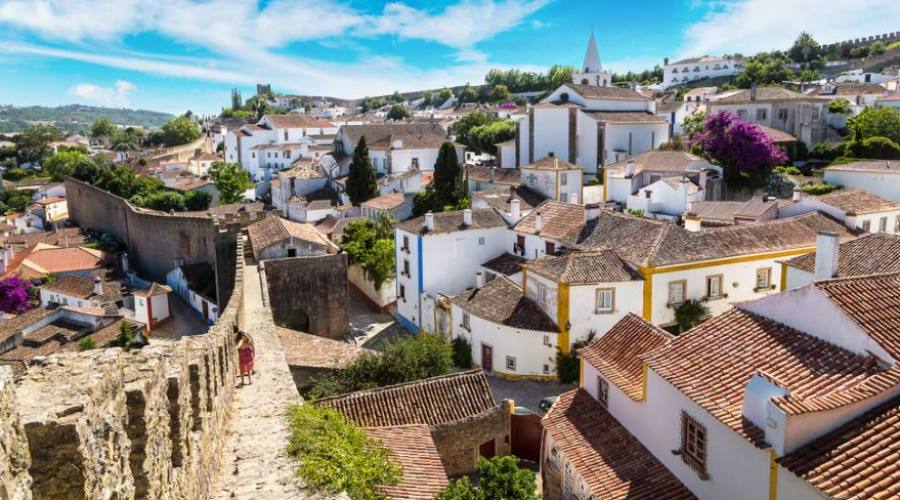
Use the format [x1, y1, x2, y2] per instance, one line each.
[509, 198, 521, 222]
[584, 204, 600, 222]
[684, 212, 702, 232]
[568, 192, 579, 204]
[792, 187, 802, 203]
[391, 138, 403, 149]
[93, 276, 103, 296]
[534, 212, 543, 233]
[814, 231, 840, 280]
[463, 209, 473, 226]
[475, 271, 485, 289]
[625, 161, 636, 177]
[425, 212, 435, 232]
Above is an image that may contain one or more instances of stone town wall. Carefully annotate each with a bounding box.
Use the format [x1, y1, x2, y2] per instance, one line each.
[64, 178, 240, 309]
[0, 240, 246, 500]
[262, 254, 349, 339]
[430, 400, 513, 477]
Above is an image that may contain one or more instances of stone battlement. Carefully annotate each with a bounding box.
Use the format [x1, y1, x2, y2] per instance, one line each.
[0, 239, 246, 500]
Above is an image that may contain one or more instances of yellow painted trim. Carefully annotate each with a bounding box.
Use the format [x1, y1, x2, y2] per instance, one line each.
[779, 262, 788, 292]
[646, 248, 815, 274]
[494, 371, 558, 382]
[557, 282, 570, 354]
[641, 271, 653, 321]
[555, 170, 561, 202]
[768, 449, 779, 500]
[640, 363, 648, 401]
[602, 167, 608, 202]
[522, 268, 528, 293]
[579, 359, 584, 388]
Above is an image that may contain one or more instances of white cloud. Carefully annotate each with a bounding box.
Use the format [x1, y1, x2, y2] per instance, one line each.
[69, 80, 136, 107]
[677, 0, 900, 59]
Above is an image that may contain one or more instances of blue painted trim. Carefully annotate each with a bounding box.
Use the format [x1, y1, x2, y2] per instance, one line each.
[417, 234, 424, 291]
[394, 313, 419, 333]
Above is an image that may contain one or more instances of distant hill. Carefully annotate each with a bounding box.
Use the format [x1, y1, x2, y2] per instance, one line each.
[0, 104, 174, 133]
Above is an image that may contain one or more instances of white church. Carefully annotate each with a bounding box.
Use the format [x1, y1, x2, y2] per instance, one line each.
[514, 33, 669, 179]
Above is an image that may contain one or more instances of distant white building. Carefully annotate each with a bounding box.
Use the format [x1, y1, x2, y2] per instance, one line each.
[706, 86, 828, 146]
[571, 32, 613, 88]
[662, 55, 744, 89]
[823, 160, 900, 203]
[521, 155, 583, 204]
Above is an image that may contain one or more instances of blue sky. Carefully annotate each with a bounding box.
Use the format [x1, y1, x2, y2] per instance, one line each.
[0, 0, 898, 115]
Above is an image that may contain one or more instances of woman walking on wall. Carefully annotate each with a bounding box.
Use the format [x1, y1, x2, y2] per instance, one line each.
[236, 333, 255, 386]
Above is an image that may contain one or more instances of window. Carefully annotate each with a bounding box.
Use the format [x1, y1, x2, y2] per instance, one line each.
[879, 217, 888, 233]
[284, 130, 288, 141]
[536, 283, 547, 304]
[756, 109, 767, 120]
[402, 235, 410, 252]
[399, 285, 406, 300]
[777, 109, 788, 121]
[478, 236, 485, 246]
[545, 241, 555, 255]
[543, 335, 552, 346]
[515, 235, 526, 255]
[651, 131, 656, 149]
[862, 219, 872, 232]
[736, 109, 747, 120]
[705, 275, 723, 299]
[597, 376, 609, 407]
[596, 288, 615, 314]
[251, 152, 256, 158]
[462, 312, 470, 330]
[812, 108, 820, 120]
[668, 281, 686, 305]
[543, 364, 550, 375]
[560, 173, 567, 186]
[756, 267, 772, 290]
[680, 412, 708, 478]
[411, 158, 420, 169]
[403, 259, 410, 277]
[895, 215, 900, 233]
[506, 356, 517, 371]
[287, 248, 297, 258]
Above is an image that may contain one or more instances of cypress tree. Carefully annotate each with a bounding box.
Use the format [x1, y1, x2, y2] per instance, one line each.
[431, 142, 462, 207]
[346, 136, 379, 205]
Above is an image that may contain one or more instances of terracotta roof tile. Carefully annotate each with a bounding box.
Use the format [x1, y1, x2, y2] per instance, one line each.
[481, 253, 526, 276]
[778, 396, 900, 499]
[6, 246, 105, 279]
[564, 83, 652, 101]
[262, 114, 335, 129]
[0, 308, 57, 344]
[817, 188, 900, 215]
[247, 216, 335, 253]
[579, 314, 673, 400]
[526, 250, 641, 285]
[825, 160, 900, 174]
[543, 389, 695, 500]
[523, 156, 581, 171]
[275, 327, 369, 369]
[364, 425, 449, 500]
[41, 275, 123, 303]
[451, 275, 557, 332]
[472, 185, 546, 212]
[712, 86, 825, 103]
[465, 165, 521, 186]
[786, 233, 900, 277]
[362, 192, 406, 210]
[316, 370, 497, 427]
[397, 208, 507, 235]
[644, 308, 900, 445]
[583, 111, 668, 124]
[514, 201, 585, 240]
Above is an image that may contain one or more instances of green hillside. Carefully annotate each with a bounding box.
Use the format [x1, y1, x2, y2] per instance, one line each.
[0, 104, 173, 133]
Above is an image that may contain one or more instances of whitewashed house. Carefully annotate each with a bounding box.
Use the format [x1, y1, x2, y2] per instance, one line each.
[823, 160, 900, 203]
[131, 283, 172, 331]
[40, 275, 124, 310]
[662, 55, 744, 89]
[706, 86, 828, 146]
[778, 188, 900, 234]
[166, 262, 219, 324]
[246, 215, 338, 262]
[521, 155, 583, 204]
[783, 232, 900, 290]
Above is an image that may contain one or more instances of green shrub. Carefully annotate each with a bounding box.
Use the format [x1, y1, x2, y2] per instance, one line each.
[801, 182, 841, 195]
[555, 332, 595, 384]
[773, 166, 803, 176]
[287, 404, 400, 500]
[674, 300, 709, 332]
[3, 167, 28, 181]
[584, 178, 600, 186]
[435, 456, 537, 500]
[854, 136, 900, 160]
[827, 99, 851, 114]
[451, 336, 473, 369]
[77, 337, 96, 351]
[809, 142, 844, 162]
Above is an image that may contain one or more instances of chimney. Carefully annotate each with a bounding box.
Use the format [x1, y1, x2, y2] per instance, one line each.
[425, 211, 435, 232]
[584, 204, 600, 222]
[568, 192, 579, 204]
[814, 231, 840, 280]
[93, 276, 103, 296]
[510, 198, 521, 222]
[750, 83, 758, 101]
[684, 212, 702, 232]
[792, 187, 802, 202]
[121, 252, 129, 273]
[534, 212, 543, 233]
[475, 271, 485, 289]
[463, 208, 473, 226]
[625, 161, 636, 177]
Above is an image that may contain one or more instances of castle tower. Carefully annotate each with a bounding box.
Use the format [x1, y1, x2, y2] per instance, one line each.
[573, 32, 613, 87]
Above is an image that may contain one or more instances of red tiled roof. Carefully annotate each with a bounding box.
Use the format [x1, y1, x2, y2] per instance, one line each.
[362, 192, 405, 210]
[316, 370, 497, 427]
[263, 114, 336, 129]
[525, 250, 642, 285]
[7, 246, 105, 279]
[543, 389, 695, 500]
[364, 425, 449, 500]
[275, 327, 369, 369]
[817, 188, 900, 215]
[579, 314, 673, 400]
[785, 233, 900, 278]
[514, 201, 585, 240]
[451, 275, 557, 332]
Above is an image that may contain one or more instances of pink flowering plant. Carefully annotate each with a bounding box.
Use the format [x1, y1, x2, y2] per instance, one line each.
[0, 275, 35, 314]
[691, 111, 788, 189]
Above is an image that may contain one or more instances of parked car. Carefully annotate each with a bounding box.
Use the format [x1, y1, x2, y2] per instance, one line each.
[538, 396, 558, 414]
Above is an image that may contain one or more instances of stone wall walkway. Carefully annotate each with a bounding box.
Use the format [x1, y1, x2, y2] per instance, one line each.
[213, 261, 310, 499]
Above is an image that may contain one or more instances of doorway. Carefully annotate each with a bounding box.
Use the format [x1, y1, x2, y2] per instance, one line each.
[481, 343, 493, 374]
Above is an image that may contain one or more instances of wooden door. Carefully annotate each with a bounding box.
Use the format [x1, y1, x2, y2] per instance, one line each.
[479, 439, 496, 459]
[511, 413, 543, 462]
[481, 343, 493, 374]
[202, 300, 209, 320]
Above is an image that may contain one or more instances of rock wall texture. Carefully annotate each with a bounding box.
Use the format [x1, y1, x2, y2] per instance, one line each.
[0, 239, 247, 500]
[430, 400, 513, 477]
[262, 254, 349, 339]
[64, 177, 240, 309]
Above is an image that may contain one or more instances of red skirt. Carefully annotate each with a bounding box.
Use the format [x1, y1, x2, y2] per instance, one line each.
[238, 347, 254, 374]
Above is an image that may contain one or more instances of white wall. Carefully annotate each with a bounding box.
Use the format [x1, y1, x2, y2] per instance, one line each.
[532, 107, 570, 163]
[824, 169, 900, 204]
[602, 123, 668, 166]
[568, 281, 644, 343]
[348, 263, 396, 310]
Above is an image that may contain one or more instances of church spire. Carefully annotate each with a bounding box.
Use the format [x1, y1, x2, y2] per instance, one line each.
[582, 31, 602, 74]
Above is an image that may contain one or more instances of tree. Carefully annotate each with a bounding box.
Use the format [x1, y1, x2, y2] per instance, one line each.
[451, 112, 497, 150]
[78, 337, 97, 351]
[733, 53, 794, 88]
[14, 124, 62, 165]
[388, 91, 405, 104]
[287, 404, 400, 500]
[490, 84, 511, 103]
[431, 142, 464, 208]
[797, 69, 820, 83]
[160, 116, 200, 147]
[345, 136, 379, 206]
[309, 335, 453, 398]
[209, 161, 253, 204]
[42, 150, 91, 180]
[451, 337, 473, 368]
[436, 87, 454, 105]
[789, 32, 820, 63]
[90, 118, 117, 140]
[870, 40, 887, 55]
[469, 120, 516, 154]
[436, 457, 537, 500]
[828, 99, 851, 114]
[0, 276, 34, 313]
[674, 299, 710, 332]
[341, 219, 396, 290]
[457, 83, 478, 103]
[692, 111, 788, 189]
[849, 107, 900, 144]
[681, 111, 706, 140]
[386, 105, 409, 121]
[184, 190, 212, 211]
[137, 191, 185, 212]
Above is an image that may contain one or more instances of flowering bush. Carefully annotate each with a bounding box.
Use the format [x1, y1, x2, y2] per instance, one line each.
[692, 112, 788, 189]
[0, 276, 34, 314]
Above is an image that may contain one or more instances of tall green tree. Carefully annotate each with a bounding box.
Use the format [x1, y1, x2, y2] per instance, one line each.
[431, 142, 463, 207]
[789, 32, 821, 63]
[209, 161, 253, 204]
[849, 107, 900, 144]
[436, 457, 537, 500]
[43, 150, 92, 180]
[450, 112, 497, 151]
[90, 118, 117, 140]
[184, 190, 213, 211]
[386, 105, 410, 121]
[161, 116, 200, 147]
[346, 136, 379, 206]
[457, 83, 478, 103]
[14, 124, 62, 165]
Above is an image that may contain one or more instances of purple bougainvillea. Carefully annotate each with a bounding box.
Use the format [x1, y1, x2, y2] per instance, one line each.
[0, 275, 34, 314]
[692, 111, 788, 177]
